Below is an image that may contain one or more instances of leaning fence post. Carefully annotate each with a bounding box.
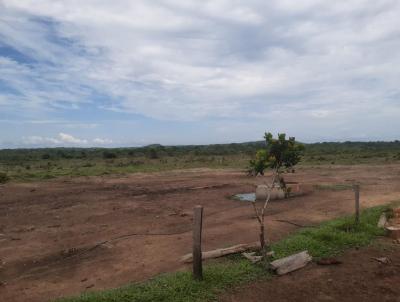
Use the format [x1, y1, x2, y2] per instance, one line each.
[193, 205, 203, 280]
[353, 184, 360, 224]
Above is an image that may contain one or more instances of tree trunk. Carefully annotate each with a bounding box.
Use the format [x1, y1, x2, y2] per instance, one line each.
[259, 224, 265, 249]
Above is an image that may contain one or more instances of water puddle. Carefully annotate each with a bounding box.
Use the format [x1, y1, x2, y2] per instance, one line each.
[233, 193, 256, 202]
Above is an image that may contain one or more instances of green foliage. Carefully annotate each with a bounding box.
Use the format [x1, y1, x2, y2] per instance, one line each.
[0, 172, 9, 183]
[42, 153, 51, 160]
[264, 132, 304, 170]
[147, 148, 159, 159]
[248, 149, 268, 175]
[103, 151, 117, 159]
[0, 141, 399, 182]
[249, 132, 304, 176]
[55, 204, 393, 302]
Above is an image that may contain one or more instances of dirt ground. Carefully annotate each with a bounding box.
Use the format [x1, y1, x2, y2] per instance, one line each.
[220, 239, 400, 302]
[0, 164, 400, 302]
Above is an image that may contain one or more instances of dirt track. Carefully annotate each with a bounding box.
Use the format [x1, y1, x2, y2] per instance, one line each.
[1, 164, 400, 302]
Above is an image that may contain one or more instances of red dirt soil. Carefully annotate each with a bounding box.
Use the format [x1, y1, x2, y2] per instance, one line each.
[220, 239, 400, 302]
[0, 164, 400, 302]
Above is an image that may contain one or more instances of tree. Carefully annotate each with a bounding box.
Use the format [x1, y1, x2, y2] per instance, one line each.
[103, 151, 117, 159]
[249, 132, 304, 252]
[147, 148, 159, 159]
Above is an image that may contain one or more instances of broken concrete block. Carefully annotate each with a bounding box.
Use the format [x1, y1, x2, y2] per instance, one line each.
[255, 185, 285, 201]
[386, 226, 400, 240]
[377, 213, 387, 228]
[270, 251, 312, 275]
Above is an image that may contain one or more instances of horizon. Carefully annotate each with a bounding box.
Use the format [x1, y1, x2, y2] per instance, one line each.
[1, 138, 400, 151]
[1, 1, 400, 148]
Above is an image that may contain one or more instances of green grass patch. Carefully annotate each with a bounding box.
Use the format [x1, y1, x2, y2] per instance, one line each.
[57, 203, 395, 302]
[57, 260, 268, 302]
[272, 205, 390, 259]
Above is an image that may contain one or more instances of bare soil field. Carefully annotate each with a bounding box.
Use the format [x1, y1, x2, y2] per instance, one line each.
[221, 239, 400, 302]
[1, 164, 400, 302]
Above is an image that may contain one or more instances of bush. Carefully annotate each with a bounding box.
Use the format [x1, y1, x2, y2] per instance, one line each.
[147, 148, 159, 159]
[103, 151, 117, 159]
[0, 172, 10, 183]
[41, 153, 50, 159]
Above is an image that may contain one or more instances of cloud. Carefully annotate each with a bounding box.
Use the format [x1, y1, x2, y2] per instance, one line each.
[1, 1, 400, 144]
[20, 133, 112, 147]
[92, 138, 113, 144]
[58, 132, 87, 144]
[22, 135, 61, 145]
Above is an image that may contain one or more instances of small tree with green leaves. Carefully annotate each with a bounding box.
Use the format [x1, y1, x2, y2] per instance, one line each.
[249, 132, 304, 251]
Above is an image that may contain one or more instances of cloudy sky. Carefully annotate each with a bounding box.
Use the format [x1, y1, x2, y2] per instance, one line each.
[1, 0, 400, 148]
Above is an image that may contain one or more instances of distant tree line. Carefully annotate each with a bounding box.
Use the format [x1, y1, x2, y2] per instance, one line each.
[0, 140, 399, 163]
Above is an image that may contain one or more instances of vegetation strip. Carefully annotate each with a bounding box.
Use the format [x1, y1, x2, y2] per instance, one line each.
[1, 141, 400, 182]
[57, 203, 395, 302]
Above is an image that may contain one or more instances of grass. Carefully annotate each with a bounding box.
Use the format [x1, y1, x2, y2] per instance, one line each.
[0, 155, 247, 183]
[57, 203, 395, 302]
[272, 205, 389, 259]
[57, 260, 268, 302]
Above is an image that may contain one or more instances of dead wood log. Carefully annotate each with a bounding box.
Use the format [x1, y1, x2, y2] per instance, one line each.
[181, 242, 260, 263]
[270, 251, 312, 275]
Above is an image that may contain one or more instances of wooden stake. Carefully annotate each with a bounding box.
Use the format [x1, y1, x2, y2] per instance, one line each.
[354, 184, 360, 224]
[193, 205, 203, 280]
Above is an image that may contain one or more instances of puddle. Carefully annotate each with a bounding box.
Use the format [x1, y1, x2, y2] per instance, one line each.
[233, 193, 256, 202]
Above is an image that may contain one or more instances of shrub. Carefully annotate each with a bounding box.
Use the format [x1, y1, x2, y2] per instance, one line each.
[0, 172, 10, 183]
[103, 151, 117, 159]
[147, 148, 159, 159]
[41, 153, 50, 159]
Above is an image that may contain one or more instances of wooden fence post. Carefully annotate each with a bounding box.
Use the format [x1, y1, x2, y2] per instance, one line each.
[193, 205, 203, 280]
[353, 184, 360, 224]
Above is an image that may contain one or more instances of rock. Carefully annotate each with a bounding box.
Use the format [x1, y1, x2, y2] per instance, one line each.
[377, 213, 387, 228]
[255, 185, 285, 201]
[270, 251, 312, 275]
[242, 252, 263, 263]
[371, 257, 390, 264]
[266, 251, 275, 258]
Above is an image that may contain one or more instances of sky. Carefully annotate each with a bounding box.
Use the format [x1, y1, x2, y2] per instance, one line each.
[0, 0, 400, 148]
